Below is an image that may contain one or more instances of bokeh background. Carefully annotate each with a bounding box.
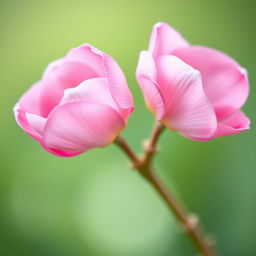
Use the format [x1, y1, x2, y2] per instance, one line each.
[0, 0, 255, 255]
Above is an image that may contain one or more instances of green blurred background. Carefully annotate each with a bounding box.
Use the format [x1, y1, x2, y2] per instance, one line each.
[0, 0, 255, 255]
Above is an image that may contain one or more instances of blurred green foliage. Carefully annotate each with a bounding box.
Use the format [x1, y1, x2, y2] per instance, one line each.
[0, 0, 255, 255]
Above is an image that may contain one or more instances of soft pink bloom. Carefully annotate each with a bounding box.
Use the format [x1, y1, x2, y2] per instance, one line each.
[136, 22, 250, 140]
[14, 44, 134, 157]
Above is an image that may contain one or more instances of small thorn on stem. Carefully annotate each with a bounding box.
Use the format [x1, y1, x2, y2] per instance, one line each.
[143, 139, 160, 153]
[181, 214, 199, 233]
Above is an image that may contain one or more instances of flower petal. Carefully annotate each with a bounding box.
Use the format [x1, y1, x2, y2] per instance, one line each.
[14, 82, 44, 139]
[68, 44, 133, 110]
[44, 101, 125, 152]
[136, 51, 157, 81]
[17, 81, 42, 115]
[26, 113, 47, 137]
[102, 53, 134, 109]
[14, 105, 41, 140]
[136, 51, 165, 120]
[14, 105, 80, 157]
[215, 110, 250, 138]
[60, 78, 119, 112]
[60, 77, 130, 122]
[156, 55, 217, 139]
[40, 59, 99, 117]
[174, 46, 249, 120]
[66, 43, 105, 77]
[40, 144, 83, 157]
[149, 22, 189, 58]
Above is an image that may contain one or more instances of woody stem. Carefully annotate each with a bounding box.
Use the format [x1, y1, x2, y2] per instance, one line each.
[114, 122, 218, 256]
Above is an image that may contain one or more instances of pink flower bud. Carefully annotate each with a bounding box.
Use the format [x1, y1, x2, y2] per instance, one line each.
[136, 22, 250, 140]
[14, 44, 134, 156]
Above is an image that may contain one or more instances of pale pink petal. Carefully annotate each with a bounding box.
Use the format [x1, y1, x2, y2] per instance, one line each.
[40, 60, 99, 117]
[68, 44, 134, 110]
[214, 110, 250, 138]
[60, 78, 118, 112]
[14, 105, 41, 140]
[137, 51, 157, 81]
[156, 55, 217, 139]
[66, 43, 105, 76]
[17, 81, 42, 115]
[14, 82, 43, 139]
[102, 54, 134, 109]
[149, 22, 189, 58]
[42, 58, 64, 78]
[26, 113, 47, 136]
[44, 101, 125, 152]
[136, 51, 165, 120]
[14, 104, 81, 157]
[174, 46, 249, 120]
[60, 77, 130, 122]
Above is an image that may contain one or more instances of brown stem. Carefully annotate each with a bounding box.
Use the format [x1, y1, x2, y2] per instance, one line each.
[142, 167, 217, 256]
[114, 122, 218, 256]
[114, 136, 139, 165]
[141, 122, 165, 168]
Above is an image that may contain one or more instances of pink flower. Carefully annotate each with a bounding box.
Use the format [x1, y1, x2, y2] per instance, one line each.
[14, 44, 134, 157]
[136, 22, 250, 140]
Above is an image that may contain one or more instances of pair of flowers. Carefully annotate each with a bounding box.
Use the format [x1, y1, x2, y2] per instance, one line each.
[14, 22, 250, 157]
